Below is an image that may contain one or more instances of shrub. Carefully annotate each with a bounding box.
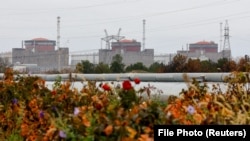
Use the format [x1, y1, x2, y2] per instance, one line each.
[0, 68, 250, 140]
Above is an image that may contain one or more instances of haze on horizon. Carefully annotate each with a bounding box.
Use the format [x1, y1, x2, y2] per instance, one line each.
[0, 0, 250, 59]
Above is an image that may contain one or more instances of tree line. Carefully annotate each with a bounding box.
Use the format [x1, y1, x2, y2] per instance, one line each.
[74, 54, 250, 73]
[1, 54, 249, 74]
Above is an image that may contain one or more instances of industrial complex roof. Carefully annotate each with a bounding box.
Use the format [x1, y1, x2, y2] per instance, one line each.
[119, 39, 136, 42]
[32, 38, 49, 41]
[195, 41, 215, 44]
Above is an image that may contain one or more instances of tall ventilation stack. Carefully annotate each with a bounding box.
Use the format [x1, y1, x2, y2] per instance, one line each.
[142, 19, 146, 51]
[57, 16, 61, 50]
[57, 16, 61, 71]
[220, 22, 223, 52]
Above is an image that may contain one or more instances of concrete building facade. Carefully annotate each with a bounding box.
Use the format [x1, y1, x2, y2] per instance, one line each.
[99, 39, 154, 67]
[177, 40, 231, 62]
[71, 52, 99, 66]
[12, 38, 69, 72]
[189, 41, 218, 53]
[154, 53, 176, 65]
[24, 38, 56, 52]
[0, 51, 12, 65]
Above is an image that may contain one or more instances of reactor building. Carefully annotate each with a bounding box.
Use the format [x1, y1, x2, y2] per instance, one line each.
[99, 39, 154, 67]
[12, 37, 69, 73]
[177, 20, 232, 62]
[177, 40, 231, 62]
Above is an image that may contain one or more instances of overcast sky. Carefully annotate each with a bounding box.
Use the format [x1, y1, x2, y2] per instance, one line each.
[0, 0, 250, 59]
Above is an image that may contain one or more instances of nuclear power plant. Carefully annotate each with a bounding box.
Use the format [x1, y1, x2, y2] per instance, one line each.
[0, 17, 233, 73]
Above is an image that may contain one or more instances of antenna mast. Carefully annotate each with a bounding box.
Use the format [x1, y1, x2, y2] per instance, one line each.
[142, 19, 146, 50]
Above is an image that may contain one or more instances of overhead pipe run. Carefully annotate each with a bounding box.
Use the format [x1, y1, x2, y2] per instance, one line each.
[0, 73, 232, 82]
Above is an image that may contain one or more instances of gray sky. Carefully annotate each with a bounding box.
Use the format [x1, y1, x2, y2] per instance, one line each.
[1, 0, 250, 59]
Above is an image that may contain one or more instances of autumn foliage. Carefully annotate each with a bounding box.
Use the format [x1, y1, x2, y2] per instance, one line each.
[1, 69, 250, 140]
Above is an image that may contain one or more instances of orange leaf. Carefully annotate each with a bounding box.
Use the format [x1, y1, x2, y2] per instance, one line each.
[91, 95, 99, 102]
[44, 126, 57, 138]
[82, 115, 91, 127]
[135, 117, 141, 124]
[21, 123, 29, 137]
[104, 125, 113, 136]
[114, 119, 121, 126]
[121, 137, 134, 141]
[139, 102, 147, 109]
[143, 127, 152, 134]
[125, 126, 137, 139]
[138, 134, 154, 141]
[131, 106, 139, 114]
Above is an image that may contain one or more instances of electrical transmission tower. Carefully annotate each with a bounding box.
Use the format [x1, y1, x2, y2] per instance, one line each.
[222, 20, 231, 59]
[223, 20, 230, 50]
[101, 28, 125, 50]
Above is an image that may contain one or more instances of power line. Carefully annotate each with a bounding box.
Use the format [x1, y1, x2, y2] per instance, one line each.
[0, 0, 249, 52]
[0, 0, 247, 27]
[122, 11, 250, 35]
[143, 0, 236, 18]
[61, 11, 250, 39]
[0, 0, 243, 23]
[0, 0, 140, 16]
[0, 11, 250, 41]
[1, 0, 248, 31]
